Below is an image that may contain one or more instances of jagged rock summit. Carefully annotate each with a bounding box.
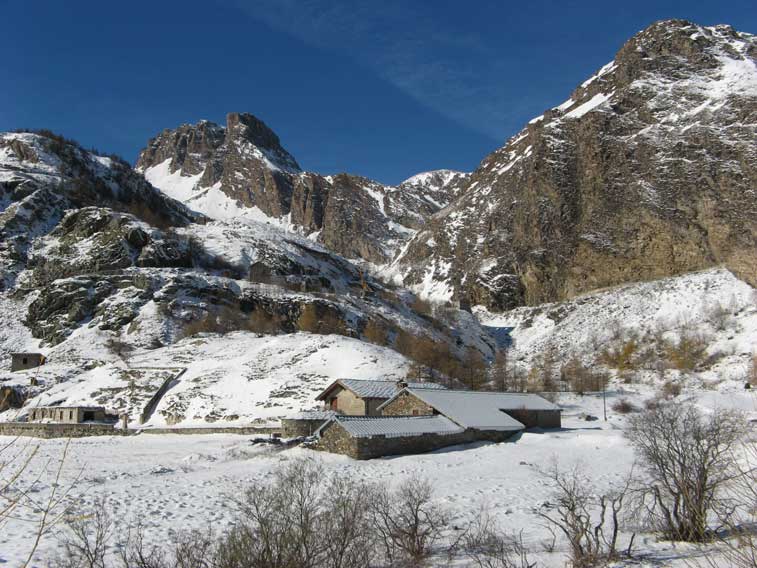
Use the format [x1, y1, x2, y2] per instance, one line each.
[391, 19, 757, 309]
[137, 113, 467, 263]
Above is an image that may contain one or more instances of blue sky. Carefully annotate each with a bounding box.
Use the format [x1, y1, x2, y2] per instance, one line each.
[2, 1, 755, 184]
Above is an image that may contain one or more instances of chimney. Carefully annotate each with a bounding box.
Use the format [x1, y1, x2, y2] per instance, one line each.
[396, 379, 408, 391]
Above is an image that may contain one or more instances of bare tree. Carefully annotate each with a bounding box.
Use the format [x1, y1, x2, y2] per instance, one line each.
[368, 476, 447, 566]
[55, 498, 114, 568]
[537, 462, 631, 568]
[626, 403, 745, 542]
[456, 510, 535, 568]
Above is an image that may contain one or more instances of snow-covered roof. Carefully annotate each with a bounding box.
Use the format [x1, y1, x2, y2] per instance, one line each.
[379, 389, 559, 431]
[319, 415, 464, 439]
[290, 410, 336, 420]
[316, 379, 446, 401]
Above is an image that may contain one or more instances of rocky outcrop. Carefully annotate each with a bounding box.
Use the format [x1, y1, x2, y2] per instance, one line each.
[138, 114, 467, 263]
[0, 131, 199, 289]
[395, 20, 757, 309]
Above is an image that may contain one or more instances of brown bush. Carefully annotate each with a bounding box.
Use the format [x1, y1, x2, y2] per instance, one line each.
[611, 398, 639, 414]
[362, 319, 389, 347]
[661, 380, 681, 399]
[664, 331, 710, 372]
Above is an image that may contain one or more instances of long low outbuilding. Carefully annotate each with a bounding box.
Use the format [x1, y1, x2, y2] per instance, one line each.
[313, 413, 523, 460]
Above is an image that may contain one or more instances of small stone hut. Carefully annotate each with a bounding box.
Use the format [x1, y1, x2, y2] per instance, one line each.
[11, 353, 46, 372]
[315, 379, 446, 416]
[379, 388, 562, 429]
[28, 406, 110, 424]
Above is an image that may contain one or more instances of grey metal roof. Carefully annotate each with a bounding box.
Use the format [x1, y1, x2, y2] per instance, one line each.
[336, 379, 446, 400]
[379, 389, 559, 431]
[319, 415, 464, 439]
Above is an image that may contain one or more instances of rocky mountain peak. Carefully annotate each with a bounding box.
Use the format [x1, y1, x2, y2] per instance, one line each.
[225, 112, 301, 173]
[393, 19, 757, 309]
[135, 120, 225, 177]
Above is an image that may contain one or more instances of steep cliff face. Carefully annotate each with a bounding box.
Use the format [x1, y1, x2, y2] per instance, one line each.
[393, 20, 757, 309]
[137, 114, 466, 263]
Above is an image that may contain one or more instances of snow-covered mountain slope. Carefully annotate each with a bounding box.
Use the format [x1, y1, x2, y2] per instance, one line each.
[0, 128, 497, 426]
[0, 131, 198, 289]
[137, 114, 467, 263]
[478, 268, 757, 387]
[394, 20, 757, 309]
[0, 331, 409, 426]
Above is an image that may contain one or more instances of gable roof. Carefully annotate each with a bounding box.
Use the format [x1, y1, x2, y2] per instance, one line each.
[379, 388, 559, 431]
[316, 414, 464, 439]
[315, 379, 446, 401]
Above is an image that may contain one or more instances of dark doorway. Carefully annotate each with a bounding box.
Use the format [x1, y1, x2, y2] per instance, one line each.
[83, 411, 95, 422]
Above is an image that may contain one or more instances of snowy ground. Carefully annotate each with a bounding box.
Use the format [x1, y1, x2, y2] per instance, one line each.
[4, 387, 755, 567]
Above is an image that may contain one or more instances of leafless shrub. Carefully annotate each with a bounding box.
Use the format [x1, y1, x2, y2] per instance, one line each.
[611, 398, 639, 414]
[626, 404, 745, 542]
[748, 353, 757, 387]
[660, 380, 682, 399]
[537, 462, 631, 567]
[55, 499, 114, 568]
[368, 476, 447, 566]
[456, 511, 535, 568]
[561, 357, 609, 394]
[595, 321, 642, 374]
[696, 439, 757, 568]
[527, 346, 558, 392]
[664, 330, 711, 372]
[706, 299, 735, 332]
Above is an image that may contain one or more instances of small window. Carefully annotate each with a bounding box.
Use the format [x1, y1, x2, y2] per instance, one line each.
[412, 409, 419, 416]
[22, 358, 28, 365]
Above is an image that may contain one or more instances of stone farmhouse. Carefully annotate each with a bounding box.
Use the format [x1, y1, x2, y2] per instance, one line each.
[302, 379, 562, 459]
[314, 378, 447, 416]
[380, 388, 562, 429]
[11, 352, 46, 372]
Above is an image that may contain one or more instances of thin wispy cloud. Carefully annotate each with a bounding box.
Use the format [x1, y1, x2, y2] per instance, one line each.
[229, 0, 529, 141]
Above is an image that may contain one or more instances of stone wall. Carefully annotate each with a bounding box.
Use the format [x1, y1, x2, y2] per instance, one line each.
[380, 391, 435, 416]
[313, 422, 515, 460]
[11, 354, 45, 372]
[506, 408, 561, 429]
[334, 389, 366, 415]
[281, 418, 327, 438]
[0, 422, 127, 439]
[312, 421, 360, 457]
[365, 398, 387, 416]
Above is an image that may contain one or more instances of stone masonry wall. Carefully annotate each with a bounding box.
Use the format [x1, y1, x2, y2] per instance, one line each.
[380, 391, 435, 416]
[0, 422, 127, 439]
[313, 421, 516, 460]
[312, 421, 360, 458]
[335, 389, 366, 415]
[281, 418, 328, 438]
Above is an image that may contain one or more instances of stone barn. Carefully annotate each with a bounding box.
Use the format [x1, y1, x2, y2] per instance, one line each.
[28, 406, 111, 424]
[315, 379, 446, 416]
[11, 353, 46, 372]
[313, 414, 524, 460]
[379, 388, 562, 429]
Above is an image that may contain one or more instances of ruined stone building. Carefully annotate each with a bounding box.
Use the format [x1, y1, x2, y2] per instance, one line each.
[11, 353, 46, 372]
[28, 406, 110, 424]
